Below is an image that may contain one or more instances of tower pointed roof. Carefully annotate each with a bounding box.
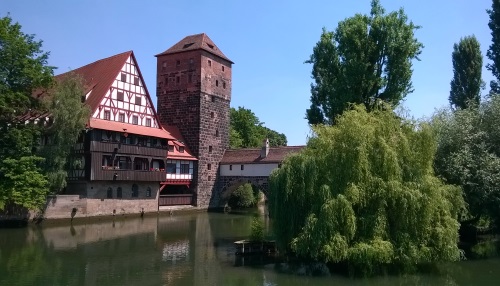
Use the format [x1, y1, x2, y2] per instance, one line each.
[155, 33, 233, 63]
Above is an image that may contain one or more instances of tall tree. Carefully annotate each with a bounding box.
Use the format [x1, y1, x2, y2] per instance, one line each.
[270, 104, 463, 275]
[487, 0, 500, 95]
[306, 0, 423, 125]
[449, 35, 484, 109]
[0, 16, 54, 210]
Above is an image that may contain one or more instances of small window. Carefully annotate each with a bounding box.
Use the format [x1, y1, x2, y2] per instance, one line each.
[216, 80, 218, 87]
[118, 113, 125, 123]
[216, 129, 219, 137]
[146, 187, 151, 197]
[117, 187, 122, 198]
[223, 82, 226, 89]
[176, 60, 180, 67]
[189, 58, 194, 64]
[176, 76, 180, 84]
[168, 145, 174, 152]
[241, 165, 244, 170]
[208, 60, 211, 67]
[132, 115, 138, 125]
[229, 165, 232, 171]
[222, 66, 225, 72]
[107, 187, 113, 199]
[208, 176, 212, 181]
[134, 77, 139, 86]
[207, 164, 211, 170]
[104, 110, 111, 120]
[179, 146, 185, 153]
[162, 61, 167, 69]
[132, 184, 138, 198]
[211, 96, 215, 102]
[188, 73, 192, 83]
[210, 112, 214, 119]
[209, 146, 213, 153]
[117, 92, 124, 101]
[135, 96, 141, 105]
[121, 73, 127, 82]
[145, 118, 151, 127]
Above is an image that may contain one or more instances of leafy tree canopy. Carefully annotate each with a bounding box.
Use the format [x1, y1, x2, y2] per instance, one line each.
[230, 106, 287, 148]
[306, 0, 423, 125]
[449, 35, 484, 109]
[269, 105, 463, 275]
[487, 0, 500, 94]
[432, 94, 500, 228]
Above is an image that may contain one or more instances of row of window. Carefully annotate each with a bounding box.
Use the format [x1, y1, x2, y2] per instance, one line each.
[102, 156, 165, 171]
[162, 59, 226, 72]
[121, 73, 140, 86]
[116, 92, 142, 105]
[168, 145, 185, 153]
[103, 110, 152, 126]
[97, 130, 168, 148]
[229, 165, 245, 171]
[106, 184, 152, 198]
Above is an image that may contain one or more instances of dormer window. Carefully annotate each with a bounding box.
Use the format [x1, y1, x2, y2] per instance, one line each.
[168, 145, 174, 152]
[179, 146, 185, 153]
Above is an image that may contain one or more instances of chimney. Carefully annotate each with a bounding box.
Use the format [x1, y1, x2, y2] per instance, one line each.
[260, 138, 269, 158]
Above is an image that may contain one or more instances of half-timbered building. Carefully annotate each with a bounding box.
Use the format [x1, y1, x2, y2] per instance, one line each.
[59, 51, 196, 216]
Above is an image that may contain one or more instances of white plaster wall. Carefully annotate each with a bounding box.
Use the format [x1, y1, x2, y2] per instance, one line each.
[220, 163, 279, 177]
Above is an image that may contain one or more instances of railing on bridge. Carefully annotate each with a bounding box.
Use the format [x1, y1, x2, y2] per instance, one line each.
[159, 194, 193, 206]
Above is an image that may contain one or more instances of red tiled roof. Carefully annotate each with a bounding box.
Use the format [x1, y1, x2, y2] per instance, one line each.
[155, 33, 233, 63]
[163, 125, 197, 161]
[88, 118, 174, 140]
[220, 146, 305, 164]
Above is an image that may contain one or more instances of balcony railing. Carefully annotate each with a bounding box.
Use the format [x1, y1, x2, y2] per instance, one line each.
[90, 141, 167, 157]
[92, 168, 166, 181]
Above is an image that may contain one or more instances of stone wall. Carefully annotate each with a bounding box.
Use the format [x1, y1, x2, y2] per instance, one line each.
[214, 176, 270, 207]
[156, 46, 232, 209]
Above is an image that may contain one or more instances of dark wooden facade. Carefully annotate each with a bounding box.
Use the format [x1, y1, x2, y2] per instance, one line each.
[68, 129, 169, 182]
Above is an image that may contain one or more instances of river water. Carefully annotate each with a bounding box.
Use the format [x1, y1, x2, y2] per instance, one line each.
[1, 208, 500, 286]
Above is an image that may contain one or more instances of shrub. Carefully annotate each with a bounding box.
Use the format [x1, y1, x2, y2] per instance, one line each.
[228, 183, 255, 208]
[250, 217, 264, 241]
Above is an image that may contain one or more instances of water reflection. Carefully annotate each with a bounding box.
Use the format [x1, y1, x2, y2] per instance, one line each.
[1, 211, 500, 285]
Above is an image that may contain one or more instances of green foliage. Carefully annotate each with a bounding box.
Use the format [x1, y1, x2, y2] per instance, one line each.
[230, 106, 287, 148]
[269, 105, 463, 275]
[487, 0, 500, 94]
[305, 0, 423, 125]
[228, 183, 256, 208]
[250, 217, 265, 242]
[449, 35, 484, 109]
[0, 156, 49, 210]
[0, 15, 54, 123]
[432, 95, 500, 227]
[38, 74, 90, 192]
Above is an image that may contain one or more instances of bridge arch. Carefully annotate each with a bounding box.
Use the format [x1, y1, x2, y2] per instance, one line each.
[217, 176, 269, 208]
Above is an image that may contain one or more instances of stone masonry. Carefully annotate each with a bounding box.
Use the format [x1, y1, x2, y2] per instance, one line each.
[156, 35, 232, 208]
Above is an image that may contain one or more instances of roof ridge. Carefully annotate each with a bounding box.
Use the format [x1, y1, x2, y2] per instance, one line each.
[57, 51, 132, 76]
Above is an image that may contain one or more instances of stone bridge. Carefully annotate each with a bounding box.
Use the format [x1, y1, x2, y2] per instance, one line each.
[216, 175, 270, 206]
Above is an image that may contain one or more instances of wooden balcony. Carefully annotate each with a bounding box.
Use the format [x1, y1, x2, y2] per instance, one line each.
[90, 141, 167, 157]
[159, 194, 193, 206]
[91, 168, 166, 181]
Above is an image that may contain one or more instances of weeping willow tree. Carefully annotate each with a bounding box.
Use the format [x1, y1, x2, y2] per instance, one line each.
[269, 105, 464, 275]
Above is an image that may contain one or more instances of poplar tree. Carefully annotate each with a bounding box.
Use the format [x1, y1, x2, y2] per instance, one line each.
[306, 0, 423, 125]
[449, 36, 484, 109]
[487, 0, 500, 95]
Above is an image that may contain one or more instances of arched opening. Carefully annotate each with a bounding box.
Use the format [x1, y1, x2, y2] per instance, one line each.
[222, 180, 265, 209]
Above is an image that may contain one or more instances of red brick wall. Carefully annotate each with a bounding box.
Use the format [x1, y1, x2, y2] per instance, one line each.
[156, 48, 232, 208]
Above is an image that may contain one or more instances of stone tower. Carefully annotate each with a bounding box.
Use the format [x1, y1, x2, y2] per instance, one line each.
[155, 33, 232, 208]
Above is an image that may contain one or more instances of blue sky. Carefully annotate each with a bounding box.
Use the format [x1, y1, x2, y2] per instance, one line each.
[3, 0, 495, 146]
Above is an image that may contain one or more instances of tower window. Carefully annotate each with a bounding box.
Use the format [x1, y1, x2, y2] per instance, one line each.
[210, 112, 214, 118]
[208, 164, 211, 170]
[176, 60, 180, 67]
[216, 80, 218, 87]
[176, 76, 180, 84]
[132, 115, 138, 125]
[208, 176, 212, 181]
[209, 146, 213, 153]
[211, 96, 215, 102]
[222, 66, 225, 71]
[208, 60, 211, 67]
[117, 92, 124, 101]
[188, 73, 192, 83]
[104, 110, 111, 120]
[121, 73, 127, 82]
[215, 129, 219, 137]
[162, 61, 167, 69]
[223, 82, 226, 89]
[145, 118, 151, 127]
